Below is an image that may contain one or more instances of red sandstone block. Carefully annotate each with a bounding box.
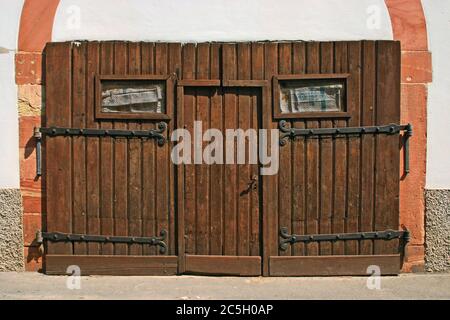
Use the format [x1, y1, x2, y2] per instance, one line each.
[18, 0, 60, 52]
[15, 52, 43, 85]
[22, 195, 42, 214]
[24, 246, 43, 272]
[23, 214, 42, 246]
[399, 84, 427, 245]
[385, 0, 428, 51]
[401, 51, 432, 84]
[19, 116, 41, 148]
[405, 245, 425, 263]
[20, 147, 39, 181]
[20, 178, 43, 193]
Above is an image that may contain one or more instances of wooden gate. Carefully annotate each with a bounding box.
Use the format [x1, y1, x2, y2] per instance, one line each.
[41, 41, 408, 276]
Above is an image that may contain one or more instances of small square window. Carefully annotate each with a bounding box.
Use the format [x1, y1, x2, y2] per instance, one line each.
[280, 79, 344, 113]
[273, 74, 350, 119]
[96, 75, 173, 120]
[101, 80, 165, 114]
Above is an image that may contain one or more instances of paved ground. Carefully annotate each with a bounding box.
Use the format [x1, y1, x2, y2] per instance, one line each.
[0, 272, 449, 300]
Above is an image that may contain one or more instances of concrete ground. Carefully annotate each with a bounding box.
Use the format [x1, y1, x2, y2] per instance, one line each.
[0, 272, 449, 300]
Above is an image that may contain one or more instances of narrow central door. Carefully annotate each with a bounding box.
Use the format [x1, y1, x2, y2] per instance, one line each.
[178, 86, 262, 276]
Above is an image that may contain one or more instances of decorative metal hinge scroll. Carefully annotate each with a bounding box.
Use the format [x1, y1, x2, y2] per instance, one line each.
[279, 227, 410, 252]
[33, 122, 167, 176]
[36, 229, 168, 254]
[278, 120, 413, 175]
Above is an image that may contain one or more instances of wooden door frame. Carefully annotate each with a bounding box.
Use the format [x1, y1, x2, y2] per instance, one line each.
[176, 80, 270, 276]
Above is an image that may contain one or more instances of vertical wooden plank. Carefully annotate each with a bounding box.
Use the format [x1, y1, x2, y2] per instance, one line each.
[305, 42, 320, 256]
[72, 42, 87, 255]
[332, 42, 348, 255]
[263, 42, 278, 274]
[195, 43, 210, 255]
[360, 41, 376, 255]
[45, 42, 73, 255]
[291, 42, 306, 257]
[99, 41, 114, 255]
[168, 43, 181, 255]
[155, 43, 169, 255]
[250, 42, 264, 258]
[85, 42, 101, 255]
[112, 41, 128, 255]
[210, 43, 221, 80]
[182, 43, 196, 255]
[345, 42, 362, 255]
[176, 85, 186, 271]
[319, 42, 334, 256]
[127, 42, 143, 255]
[209, 43, 223, 255]
[236, 42, 251, 256]
[277, 43, 292, 257]
[208, 87, 223, 255]
[375, 41, 401, 255]
[222, 43, 238, 256]
[141, 42, 157, 256]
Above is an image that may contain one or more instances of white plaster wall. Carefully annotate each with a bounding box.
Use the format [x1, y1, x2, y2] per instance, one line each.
[53, 0, 393, 42]
[422, 0, 450, 189]
[0, 0, 24, 189]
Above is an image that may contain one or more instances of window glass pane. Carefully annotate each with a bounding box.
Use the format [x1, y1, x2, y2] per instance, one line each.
[101, 80, 165, 113]
[280, 79, 345, 113]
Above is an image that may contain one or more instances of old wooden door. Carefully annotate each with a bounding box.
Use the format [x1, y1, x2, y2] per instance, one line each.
[177, 84, 265, 276]
[42, 41, 405, 276]
[44, 42, 179, 275]
[266, 41, 405, 276]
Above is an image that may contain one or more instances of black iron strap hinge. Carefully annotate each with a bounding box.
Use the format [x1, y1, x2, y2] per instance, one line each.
[33, 122, 167, 176]
[279, 121, 413, 176]
[36, 230, 168, 254]
[279, 227, 410, 251]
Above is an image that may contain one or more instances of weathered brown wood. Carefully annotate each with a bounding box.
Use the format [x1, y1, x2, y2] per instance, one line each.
[277, 43, 292, 257]
[178, 79, 221, 87]
[222, 44, 238, 256]
[155, 43, 171, 255]
[45, 42, 73, 255]
[181, 43, 196, 255]
[168, 43, 181, 256]
[127, 42, 143, 255]
[269, 255, 401, 276]
[185, 255, 261, 276]
[305, 42, 320, 256]
[360, 41, 377, 255]
[99, 41, 114, 255]
[112, 42, 128, 255]
[332, 42, 349, 256]
[222, 80, 268, 87]
[319, 42, 334, 256]
[176, 85, 186, 272]
[374, 41, 401, 255]
[276, 73, 350, 80]
[345, 41, 362, 255]
[46, 255, 178, 276]
[72, 42, 87, 255]
[44, 40, 402, 276]
[141, 42, 157, 256]
[291, 42, 307, 257]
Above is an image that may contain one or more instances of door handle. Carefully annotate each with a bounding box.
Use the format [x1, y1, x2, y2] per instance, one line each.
[249, 175, 258, 190]
[241, 175, 258, 196]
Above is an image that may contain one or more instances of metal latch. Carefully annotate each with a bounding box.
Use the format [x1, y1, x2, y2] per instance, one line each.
[33, 122, 167, 177]
[279, 227, 410, 252]
[36, 230, 168, 254]
[279, 121, 413, 176]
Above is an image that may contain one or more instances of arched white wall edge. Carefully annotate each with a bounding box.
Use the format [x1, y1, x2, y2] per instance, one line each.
[53, 0, 393, 42]
[0, 0, 24, 189]
[423, 0, 450, 189]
